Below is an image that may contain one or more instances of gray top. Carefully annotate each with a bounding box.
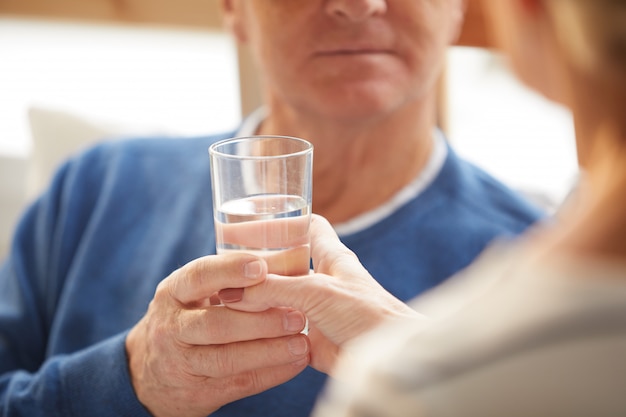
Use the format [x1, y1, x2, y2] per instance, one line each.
[313, 241, 626, 417]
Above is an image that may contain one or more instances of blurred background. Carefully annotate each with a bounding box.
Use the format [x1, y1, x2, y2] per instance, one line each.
[0, 0, 578, 259]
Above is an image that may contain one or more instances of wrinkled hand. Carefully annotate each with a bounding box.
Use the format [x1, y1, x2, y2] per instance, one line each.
[219, 215, 423, 375]
[125, 254, 309, 417]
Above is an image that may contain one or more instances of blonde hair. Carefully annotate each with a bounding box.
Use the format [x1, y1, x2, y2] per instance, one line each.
[550, 0, 626, 83]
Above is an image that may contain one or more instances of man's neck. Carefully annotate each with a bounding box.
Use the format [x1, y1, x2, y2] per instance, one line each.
[256, 98, 439, 224]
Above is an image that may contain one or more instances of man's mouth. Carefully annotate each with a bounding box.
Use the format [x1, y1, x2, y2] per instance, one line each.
[315, 46, 393, 56]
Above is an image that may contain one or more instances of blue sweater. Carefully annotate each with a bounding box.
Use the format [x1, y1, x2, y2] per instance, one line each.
[0, 132, 543, 416]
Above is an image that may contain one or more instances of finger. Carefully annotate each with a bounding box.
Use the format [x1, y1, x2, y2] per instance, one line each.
[310, 214, 369, 276]
[212, 357, 310, 407]
[167, 253, 267, 305]
[306, 326, 340, 373]
[221, 273, 330, 315]
[177, 306, 307, 345]
[185, 334, 310, 379]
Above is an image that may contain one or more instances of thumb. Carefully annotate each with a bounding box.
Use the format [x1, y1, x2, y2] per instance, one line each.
[310, 214, 370, 278]
[167, 253, 267, 305]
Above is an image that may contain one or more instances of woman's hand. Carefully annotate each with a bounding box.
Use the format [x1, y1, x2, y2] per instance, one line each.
[219, 214, 422, 374]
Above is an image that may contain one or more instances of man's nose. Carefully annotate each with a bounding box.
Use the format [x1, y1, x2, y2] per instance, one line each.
[324, 0, 387, 22]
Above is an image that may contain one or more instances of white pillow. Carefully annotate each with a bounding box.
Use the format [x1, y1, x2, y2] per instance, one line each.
[0, 154, 28, 260]
[0, 107, 175, 260]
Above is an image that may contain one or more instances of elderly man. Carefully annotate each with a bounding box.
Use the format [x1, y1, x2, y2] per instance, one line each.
[0, 1, 542, 416]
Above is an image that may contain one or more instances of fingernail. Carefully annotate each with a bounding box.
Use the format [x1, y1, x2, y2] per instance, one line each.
[287, 336, 309, 356]
[244, 260, 263, 279]
[284, 311, 305, 332]
[219, 288, 243, 303]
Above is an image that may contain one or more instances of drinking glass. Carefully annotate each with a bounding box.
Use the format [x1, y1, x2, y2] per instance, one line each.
[209, 135, 313, 276]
